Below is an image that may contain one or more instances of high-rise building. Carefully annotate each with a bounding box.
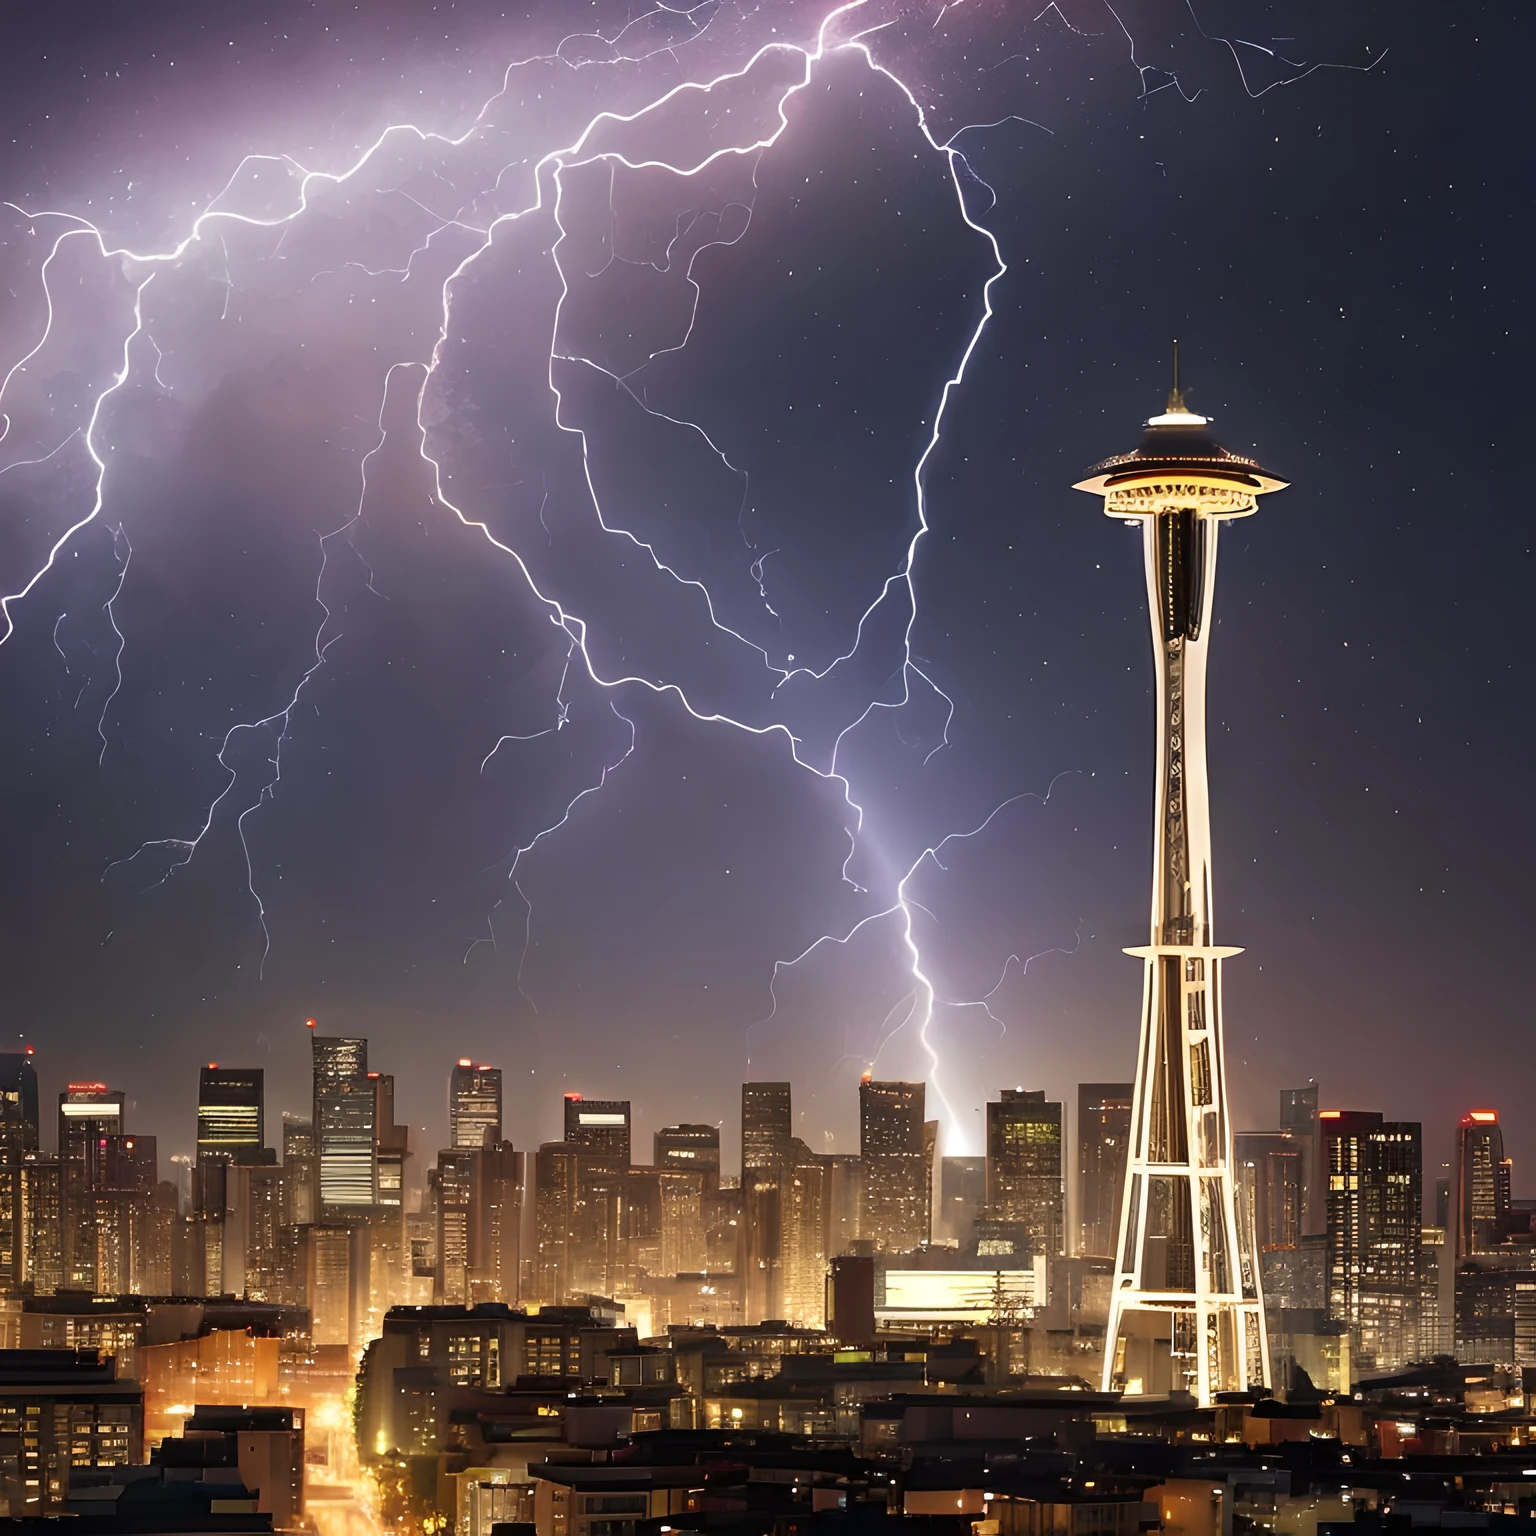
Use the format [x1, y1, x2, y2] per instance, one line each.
[534, 1142, 580, 1304]
[859, 1078, 927, 1253]
[1280, 1084, 1323, 1236]
[0, 1052, 39, 1152]
[1322, 1109, 1422, 1372]
[282, 1116, 317, 1227]
[654, 1124, 720, 1189]
[1077, 1084, 1132, 1258]
[1076, 363, 1282, 1402]
[939, 1156, 985, 1248]
[196, 1067, 264, 1160]
[1456, 1109, 1509, 1262]
[58, 1083, 127, 1291]
[312, 1033, 376, 1213]
[434, 1149, 477, 1305]
[562, 1095, 630, 1165]
[742, 1138, 829, 1326]
[985, 1089, 1064, 1259]
[1234, 1133, 1304, 1253]
[19, 1152, 62, 1295]
[741, 1083, 792, 1175]
[450, 1061, 502, 1150]
[372, 1073, 409, 1209]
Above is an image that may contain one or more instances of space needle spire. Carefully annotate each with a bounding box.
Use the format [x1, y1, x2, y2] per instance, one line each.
[1074, 352, 1287, 1403]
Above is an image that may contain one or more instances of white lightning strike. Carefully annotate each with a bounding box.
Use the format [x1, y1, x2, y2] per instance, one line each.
[0, 0, 1374, 1150]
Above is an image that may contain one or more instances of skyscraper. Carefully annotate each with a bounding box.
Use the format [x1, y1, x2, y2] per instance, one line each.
[0, 1051, 39, 1294]
[741, 1083, 792, 1175]
[312, 1033, 376, 1213]
[984, 1090, 1064, 1259]
[58, 1083, 127, 1291]
[196, 1067, 264, 1160]
[562, 1094, 630, 1165]
[1077, 1083, 1133, 1259]
[373, 1073, 410, 1209]
[1456, 1109, 1509, 1262]
[859, 1078, 927, 1253]
[0, 1052, 39, 1151]
[654, 1124, 721, 1189]
[1322, 1110, 1423, 1372]
[282, 1115, 318, 1227]
[450, 1061, 502, 1150]
[1280, 1084, 1324, 1236]
[939, 1156, 985, 1248]
[1075, 361, 1284, 1401]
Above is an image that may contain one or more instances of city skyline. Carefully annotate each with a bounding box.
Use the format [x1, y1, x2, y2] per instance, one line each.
[0, 4, 1524, 1179]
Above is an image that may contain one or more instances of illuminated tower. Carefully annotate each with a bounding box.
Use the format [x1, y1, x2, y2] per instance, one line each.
[1074, 353, 1286, 1402]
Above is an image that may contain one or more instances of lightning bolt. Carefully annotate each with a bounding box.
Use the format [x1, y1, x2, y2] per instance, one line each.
[0, 0, 1380, 1152]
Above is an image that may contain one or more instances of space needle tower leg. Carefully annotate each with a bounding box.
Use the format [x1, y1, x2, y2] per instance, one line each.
[1074, 352, 1287, 1404]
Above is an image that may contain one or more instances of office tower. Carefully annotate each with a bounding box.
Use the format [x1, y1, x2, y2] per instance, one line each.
[281, 1116, 317, 1227]
[1322, 1110, 1423, 1371]
[225, 1161, 284, 1301]
[312, 1033, 376, 1213]
[58, 1083, 127, 1290]
[654, 1124, 721, 1189]
[475, 1141, 520, 1304]
[1280, 1084, 1324, 1235]
[1419, 1226, 1448, 1357]
[298, 1224, 361, 1349]
[196, 1067, 264, 1160]
[562, 1094, 631, 1165]
[434, 1149, 476, 1304]
[1077, 1084, 1132, 1258]
[859, 1078, 927, 1253]
[19, 1153, 62, 1295]
[94, 1134, 157, 1295]
[741, 1083, 792, 1175]
[1075, 363, 1284, 1402]
[450, 1061, 503, 1150]
[656, 1165, 708, 1276]
[0, 1052, 38, 1152]
[1456, 1109, 1509, 1262]
[939, 1156, 985, 1248]
[534, 1143, 579, 1303]
[0, 1053, 37, 1296]
[985, 1089, 1065, 1259]
[1234, 1133, 1303, 1253]
[373, 1073, 409, 1209]
[742, 1138, 829, 1326]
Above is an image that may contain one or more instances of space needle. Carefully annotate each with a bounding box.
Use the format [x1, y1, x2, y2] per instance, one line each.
[1074, 349, 1286, 1404]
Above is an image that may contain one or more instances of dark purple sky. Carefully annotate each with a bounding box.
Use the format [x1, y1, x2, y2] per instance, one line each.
[0, 1, 1524, 1190]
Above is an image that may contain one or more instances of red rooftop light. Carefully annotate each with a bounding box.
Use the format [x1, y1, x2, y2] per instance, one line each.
[564, 1092, 582, 1101]
[1467, 1110, 1499, 1123]
[305, 1018, 317, 1028]
[458, 1058, 473, 1068]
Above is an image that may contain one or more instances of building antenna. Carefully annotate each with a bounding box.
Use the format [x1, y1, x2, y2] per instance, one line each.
[1167, 338, 1186, 413]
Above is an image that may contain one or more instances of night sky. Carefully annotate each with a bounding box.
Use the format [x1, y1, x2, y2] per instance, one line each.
[0, 2, 1526, 1189]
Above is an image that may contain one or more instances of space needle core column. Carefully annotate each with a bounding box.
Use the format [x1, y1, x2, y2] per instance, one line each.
[1074, 355, 1286, 1404]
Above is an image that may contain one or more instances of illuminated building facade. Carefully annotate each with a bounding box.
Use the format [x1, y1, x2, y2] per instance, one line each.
[655, 1124, 720, 1188]
[1076, 366, 1284, 1402]
[985, 1089, 1064, 1259]
[196, 1067, 264, 1160]
[312, 1034, 377, 1213]
[1322, 1109, 1422, 1371]
[450, 1061, 503, 1150]
[741, 1083, 792, 1175]
[58, 1084, 127, 1292]
[858, 1079, 928, 1254]
[1077, 1084, 1132, 1259]
[1456, 1109, 1509, 1261]
[562, 1095, 631, 1165]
